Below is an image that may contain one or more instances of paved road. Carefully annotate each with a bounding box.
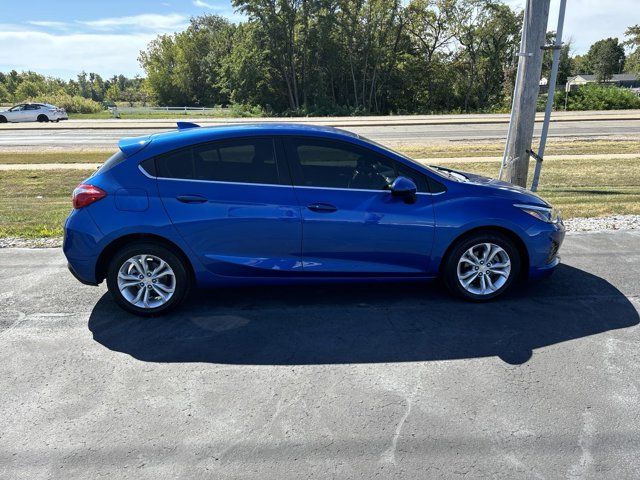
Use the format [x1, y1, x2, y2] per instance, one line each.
[1, 118, 640, 148]
[1, 231, 639, 479]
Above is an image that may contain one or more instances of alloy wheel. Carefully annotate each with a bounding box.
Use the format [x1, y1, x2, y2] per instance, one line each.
[117, 254, 176, 309]
[456, 242, 511, 296]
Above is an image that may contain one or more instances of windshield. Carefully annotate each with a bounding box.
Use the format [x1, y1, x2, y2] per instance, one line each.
[357, 134, 439, 173]
[358, 134, 474, 182]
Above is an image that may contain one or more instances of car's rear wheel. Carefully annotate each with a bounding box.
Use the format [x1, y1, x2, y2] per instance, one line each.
[106, 242, 191, 316]
[37, 114, 49, 122]
[443, 231, 521, 301]
[0, 115, 7, 123]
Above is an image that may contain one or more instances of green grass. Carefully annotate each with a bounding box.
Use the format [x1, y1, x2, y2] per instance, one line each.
[398, 139, 640, 159]
[439, 157, 640, 218]
[0, 151, 110, 164]
[70, 109, 264, 120]
[0, 153, 638, 238]
[0, 170, 93, 238]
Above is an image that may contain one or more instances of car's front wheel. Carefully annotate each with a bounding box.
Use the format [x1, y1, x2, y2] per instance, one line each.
[443, 231, 521, 301]
[0, 115, 7, 123]
[106, 242, 191, 316]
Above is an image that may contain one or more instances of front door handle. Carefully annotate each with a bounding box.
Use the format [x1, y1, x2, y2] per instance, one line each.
[307, 203, 337, 213]
[176, 194, 208, 204]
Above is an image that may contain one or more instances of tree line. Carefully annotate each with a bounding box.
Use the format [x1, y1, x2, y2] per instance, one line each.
[139, 0, 640, 114]
[2, 0, 639, 115]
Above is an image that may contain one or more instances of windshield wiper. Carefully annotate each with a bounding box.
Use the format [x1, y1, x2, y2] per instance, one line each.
[430, 165, 469, 182]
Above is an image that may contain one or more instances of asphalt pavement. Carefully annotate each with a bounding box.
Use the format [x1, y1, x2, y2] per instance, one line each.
[1, 231, 639, 479]
[1, 111, 640, 148]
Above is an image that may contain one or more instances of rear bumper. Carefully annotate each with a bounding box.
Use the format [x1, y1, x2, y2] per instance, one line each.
[63, 208, 102, 285]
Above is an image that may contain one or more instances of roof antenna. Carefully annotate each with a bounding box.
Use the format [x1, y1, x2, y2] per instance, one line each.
[177, 121, 201, 130]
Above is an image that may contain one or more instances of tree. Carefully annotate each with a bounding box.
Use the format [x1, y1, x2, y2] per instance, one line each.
[139, 15, 235, 106]
[15, 81, 42, 100]
[542, 33, 572, 85]
[571, 54, 588, 75]
[585, 37, 625, 82]
[405, 0, 456, 110]
[0, 83, 9, 102]
[106, 83, 121, 103]
[623, 25, 640, 75]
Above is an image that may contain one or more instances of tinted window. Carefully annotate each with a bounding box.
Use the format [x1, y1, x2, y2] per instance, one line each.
[96, 151, 127, 174]
[156, 148, 194, 179]
[285, 138, 396, 190]
[396, 162, 429, 193]
[155, 137, 280, 185]
[139, 157, 157, 177]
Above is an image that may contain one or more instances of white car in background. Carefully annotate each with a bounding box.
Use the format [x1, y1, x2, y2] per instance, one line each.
[0, 103, 68, 123]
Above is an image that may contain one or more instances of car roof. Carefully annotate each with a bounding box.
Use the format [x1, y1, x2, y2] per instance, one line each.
[119, 123, 364, 157]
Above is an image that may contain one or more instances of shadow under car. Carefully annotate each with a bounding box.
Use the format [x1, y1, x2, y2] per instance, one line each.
[88, 264, 638, 365]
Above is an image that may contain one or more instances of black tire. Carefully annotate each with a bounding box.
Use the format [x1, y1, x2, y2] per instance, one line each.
[106, 242, 191, 316]
[37, 114, 49, 123]
[0, 115, 6, 123]
[442, 231, 521, 302]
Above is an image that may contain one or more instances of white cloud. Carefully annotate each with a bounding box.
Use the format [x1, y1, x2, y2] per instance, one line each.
[193, 0, 216, 9]
[27, 21, 70, 30]
[0, 30, 152, 78]
[79, 13, 188, 32]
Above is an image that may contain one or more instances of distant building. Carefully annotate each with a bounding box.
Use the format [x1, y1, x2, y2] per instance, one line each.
[565, 74, 640, 91]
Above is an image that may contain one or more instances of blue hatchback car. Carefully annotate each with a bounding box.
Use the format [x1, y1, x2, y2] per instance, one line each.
[64, 123, 565, 315]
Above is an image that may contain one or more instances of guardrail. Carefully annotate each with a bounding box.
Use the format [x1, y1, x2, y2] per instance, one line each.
[112, 106, 229, 114]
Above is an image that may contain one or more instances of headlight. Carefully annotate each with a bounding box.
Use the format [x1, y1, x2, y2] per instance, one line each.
[514, 204, 560, 224]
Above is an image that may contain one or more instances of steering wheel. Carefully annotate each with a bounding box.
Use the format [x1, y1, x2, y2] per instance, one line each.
[348, 161, 389, 190]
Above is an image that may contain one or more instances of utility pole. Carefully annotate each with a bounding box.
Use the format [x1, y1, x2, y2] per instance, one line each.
[531, 0, 567, 192]
[500, 0, 551, 188]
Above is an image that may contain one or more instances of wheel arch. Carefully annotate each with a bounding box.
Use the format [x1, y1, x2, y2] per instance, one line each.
[95, 233, 196, 284]
[438, 225, 530, 279]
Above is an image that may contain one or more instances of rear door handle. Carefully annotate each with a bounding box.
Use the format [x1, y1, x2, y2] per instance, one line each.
[176, 194, 208, 204]
[307, 203, 337, 213]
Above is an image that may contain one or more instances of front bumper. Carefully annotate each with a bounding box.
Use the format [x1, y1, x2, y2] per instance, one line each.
[67, 262, 98, 286]
[527, 220, 566, 279]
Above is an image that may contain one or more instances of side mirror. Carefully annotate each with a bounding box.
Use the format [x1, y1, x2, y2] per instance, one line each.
[390, 176, 417, 203]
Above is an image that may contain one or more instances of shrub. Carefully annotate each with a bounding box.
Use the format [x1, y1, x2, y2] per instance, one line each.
[25, 93, 103, 114]
[554, 84, 640, 111]
[228, 103, 265, 117]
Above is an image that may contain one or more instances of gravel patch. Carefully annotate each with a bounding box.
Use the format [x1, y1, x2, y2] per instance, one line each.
[2, 215, 639, 249]
[563, 215, 640, 233]
[0, 237, 63, 248]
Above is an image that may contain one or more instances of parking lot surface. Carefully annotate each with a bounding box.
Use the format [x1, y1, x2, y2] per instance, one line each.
[1, 231, 639, 479]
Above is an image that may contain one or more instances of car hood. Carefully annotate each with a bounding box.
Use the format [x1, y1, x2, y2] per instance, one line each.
[434, 166, 550, 207]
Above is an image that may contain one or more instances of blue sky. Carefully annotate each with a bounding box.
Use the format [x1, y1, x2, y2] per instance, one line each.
[0, 0, 635, 80]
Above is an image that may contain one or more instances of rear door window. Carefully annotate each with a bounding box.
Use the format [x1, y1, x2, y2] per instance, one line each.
[194, 137, 280, 184]
[153, 137, 282, 185]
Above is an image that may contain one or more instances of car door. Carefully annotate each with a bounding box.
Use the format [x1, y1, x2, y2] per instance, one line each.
[7, 104, 26, 122]
[282, 136, 435, 274]
[24, 104, 40, 121]
[154, 136, 303, 276]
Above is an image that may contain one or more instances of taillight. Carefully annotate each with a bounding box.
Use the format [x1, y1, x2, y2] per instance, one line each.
[72, 184, 107, 209]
